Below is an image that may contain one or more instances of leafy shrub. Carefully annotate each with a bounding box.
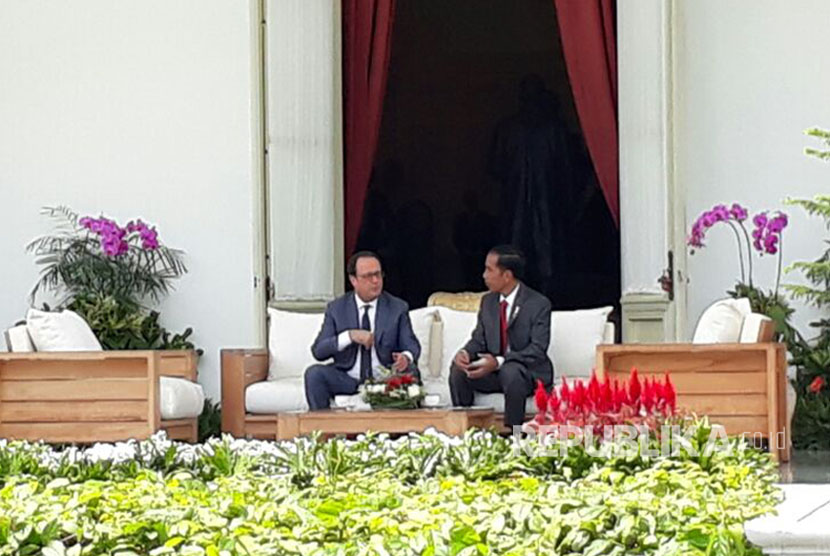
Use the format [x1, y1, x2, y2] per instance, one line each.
[0, 428, 780, 555]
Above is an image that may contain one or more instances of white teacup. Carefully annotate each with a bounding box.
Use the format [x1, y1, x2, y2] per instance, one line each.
[422, 394, 442, 408]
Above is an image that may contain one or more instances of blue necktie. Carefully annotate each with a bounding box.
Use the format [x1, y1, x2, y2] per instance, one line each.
[360, 304, 372, 382]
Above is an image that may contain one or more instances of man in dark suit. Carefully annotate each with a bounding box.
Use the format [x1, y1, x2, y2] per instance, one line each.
[449, 245, 553, 427]
[304, 251, 421, 410]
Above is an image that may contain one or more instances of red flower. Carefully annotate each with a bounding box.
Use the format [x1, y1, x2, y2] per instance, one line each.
[534, 380, 549, 413]
[641, 378, 655, 412]
[663, 374, 676, 413]
[588, 372, 601, 409]
[809, 376, 826, 394]
[628, 368, 641, 404]
[560, 377, 571, 405]
[572, 381, 586, 413]
[600, 377, 613, 413]
[548, 389, 561, 415]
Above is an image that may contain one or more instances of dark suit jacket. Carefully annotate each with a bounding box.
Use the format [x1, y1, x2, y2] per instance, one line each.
[462, 283, 553, 384]
[311, 291, 421, 371]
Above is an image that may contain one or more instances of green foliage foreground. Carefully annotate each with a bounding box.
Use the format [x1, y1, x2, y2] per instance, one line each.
[0, 426, 780, 556]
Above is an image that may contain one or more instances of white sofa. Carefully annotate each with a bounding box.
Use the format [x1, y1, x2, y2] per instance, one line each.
[240, 300, 615, 416]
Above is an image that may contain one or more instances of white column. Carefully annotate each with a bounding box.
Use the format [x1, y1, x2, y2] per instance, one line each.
[617, 0, 683, 341]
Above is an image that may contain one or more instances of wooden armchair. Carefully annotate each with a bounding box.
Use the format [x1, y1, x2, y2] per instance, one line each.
[596, 340, 790, 462]
[0, 350, 199, 443]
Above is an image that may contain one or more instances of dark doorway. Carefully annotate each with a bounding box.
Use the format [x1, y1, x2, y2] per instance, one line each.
[354, 0, 620, 311]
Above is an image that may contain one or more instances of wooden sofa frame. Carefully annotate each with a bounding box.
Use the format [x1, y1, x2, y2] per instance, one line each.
[596, 342, 790, 462]
[221, 349, 273, 439]
[0, 350, 199, 443]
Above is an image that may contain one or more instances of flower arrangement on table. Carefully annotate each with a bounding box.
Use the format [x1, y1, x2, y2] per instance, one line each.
[524, 368, 677, 435]
[359, 367, 424, 409]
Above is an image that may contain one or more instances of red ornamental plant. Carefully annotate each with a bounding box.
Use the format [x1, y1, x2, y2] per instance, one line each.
[530, 368, 677, 435]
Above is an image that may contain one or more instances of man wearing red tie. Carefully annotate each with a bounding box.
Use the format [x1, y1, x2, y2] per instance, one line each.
[449, 245, 554, 427]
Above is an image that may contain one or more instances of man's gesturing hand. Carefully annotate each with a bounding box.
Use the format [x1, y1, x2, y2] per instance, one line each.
[392, 352, 410, 372]
[349, 329, 374, 348]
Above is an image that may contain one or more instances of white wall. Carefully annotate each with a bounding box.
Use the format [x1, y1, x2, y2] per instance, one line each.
[675, 0, 830, 338]
[0, 1, 263, 400]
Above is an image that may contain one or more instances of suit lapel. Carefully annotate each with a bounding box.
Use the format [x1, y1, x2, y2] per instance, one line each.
[485, 293, 500, 350]
[507, 283, 526, 329]
[374, 293, 389, 344]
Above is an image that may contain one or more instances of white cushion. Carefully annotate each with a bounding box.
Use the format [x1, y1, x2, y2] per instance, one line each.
[435, 307, 479, 378]
[693, 298, 752, 344]
[548, 306, 613, 379]
[423, 378, 559, 415]
[5, 325, 35, 352]
[267, 308, 326, 380]
[25, 308, 102, 351]
[409, 307, 438, 377]
[246, 377, 309, 413]
[739, 312, 772, 343]
[159, 376, 205, 420]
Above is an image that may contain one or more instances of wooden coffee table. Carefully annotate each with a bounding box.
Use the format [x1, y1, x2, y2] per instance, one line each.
[275, 408, 495, 440]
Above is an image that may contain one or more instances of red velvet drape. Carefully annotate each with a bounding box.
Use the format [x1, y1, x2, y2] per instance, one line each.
[553, 0, 619, 226]
[342, 0, 396, 258]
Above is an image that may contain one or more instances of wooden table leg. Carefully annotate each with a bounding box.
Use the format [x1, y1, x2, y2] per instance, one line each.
[276, 413, 300, 440]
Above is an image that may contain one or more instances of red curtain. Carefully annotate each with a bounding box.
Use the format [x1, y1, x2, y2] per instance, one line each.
[553, 0, 619, 226]
[342, 0, 396, 257]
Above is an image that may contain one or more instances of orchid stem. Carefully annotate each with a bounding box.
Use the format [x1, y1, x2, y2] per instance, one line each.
[739, 222, 754, 287]
[775, 237, 783, 300]
[727, 221, 746, 284]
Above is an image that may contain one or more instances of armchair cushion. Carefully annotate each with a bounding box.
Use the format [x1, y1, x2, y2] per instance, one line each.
[5, 324, 35, 352]
[25, 308, 102, 352]
[692, 298, 752, 344]
[159, 376, 205, 420]
[740, 313, 774, 343]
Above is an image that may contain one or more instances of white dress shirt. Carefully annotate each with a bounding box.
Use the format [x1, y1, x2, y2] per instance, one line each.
[495, 283, 520, 368]
[336, 293, 412, 381]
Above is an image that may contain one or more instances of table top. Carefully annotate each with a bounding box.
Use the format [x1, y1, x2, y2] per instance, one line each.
[284, 407, 495, 417]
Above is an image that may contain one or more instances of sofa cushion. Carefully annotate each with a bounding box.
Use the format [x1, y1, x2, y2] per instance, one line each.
[267, 306, 437, 380]
[409, 307, 438, 377]
[159, 376, 205, 420]
[548, 306, 613, 379]
[247, 377, 309, 413]
[25, 308, 102, 351]
[435, 307, 479, 377]
[422, 378, 552, 415]
[693, 298, 752, 344]
[267, 308, 326, 380]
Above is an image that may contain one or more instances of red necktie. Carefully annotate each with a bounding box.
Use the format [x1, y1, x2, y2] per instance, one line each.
[499, 300, 509, 355]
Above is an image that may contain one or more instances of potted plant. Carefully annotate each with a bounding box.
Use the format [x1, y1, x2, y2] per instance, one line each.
[27, 206, 199, 353]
